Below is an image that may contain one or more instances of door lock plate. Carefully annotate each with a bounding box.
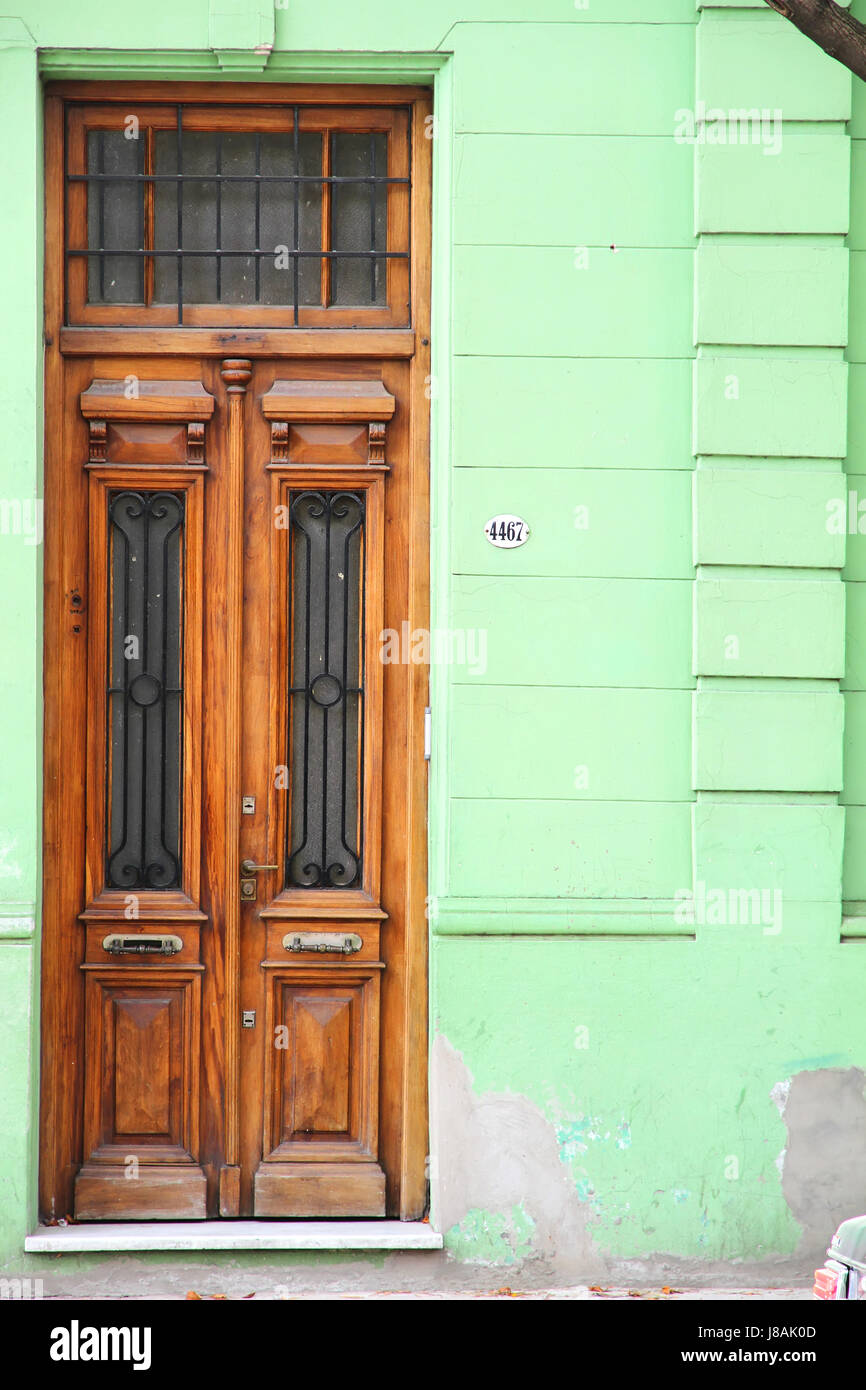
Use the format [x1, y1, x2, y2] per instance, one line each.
[240, 877, 257, 901]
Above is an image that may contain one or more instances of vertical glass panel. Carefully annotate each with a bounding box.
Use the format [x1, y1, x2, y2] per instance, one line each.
[287, 491, 364, 889]
[215, 132, 257, 304]
[107, 491, 184, 890]
[154, 131, 219, 305]
[330, 133, 387, 306]
[86, 130, 144, 303]
[259, 132, 323, 307]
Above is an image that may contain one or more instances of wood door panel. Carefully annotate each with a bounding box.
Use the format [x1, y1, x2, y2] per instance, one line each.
[261, 969, 381, 1162]
[253, 1162, 386, 1219]
[81, 969, 202, 1161]
[75, 968, 207, 1220]
[113, 995, 172, 1135]
[41, 86, 431, 1225]
[290, 994, 352, 1135]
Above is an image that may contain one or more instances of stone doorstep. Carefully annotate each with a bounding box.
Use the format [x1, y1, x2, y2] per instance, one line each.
[25, 1220, 443, 1253]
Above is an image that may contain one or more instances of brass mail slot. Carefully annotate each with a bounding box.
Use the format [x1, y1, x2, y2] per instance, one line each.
[102, 933, 184, 957]
[282, 932, 362, 955]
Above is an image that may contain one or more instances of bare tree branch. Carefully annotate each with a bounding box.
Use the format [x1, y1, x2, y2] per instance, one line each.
[764, 0, 866, 83]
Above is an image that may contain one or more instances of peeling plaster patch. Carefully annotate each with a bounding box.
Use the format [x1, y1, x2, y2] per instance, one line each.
[431, 1035, 604, 1279]
[774, 1067, 866, 1258]
[616, 1121, 632, 1151]
[672, 1189, 690, 1205]
[554, 1115, 604, 1162]
[771, 1080, 791, 1116]
[445, 1204, 536, 1267]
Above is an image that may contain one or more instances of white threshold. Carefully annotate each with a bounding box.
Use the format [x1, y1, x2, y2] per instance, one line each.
[25, 1220, 443, 1254]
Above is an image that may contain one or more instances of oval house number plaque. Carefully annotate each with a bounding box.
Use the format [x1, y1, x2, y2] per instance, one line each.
[484, 514, 530, 548]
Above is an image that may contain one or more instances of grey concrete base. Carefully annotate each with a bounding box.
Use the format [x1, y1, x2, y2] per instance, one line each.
[25, 1220, 443, 1254]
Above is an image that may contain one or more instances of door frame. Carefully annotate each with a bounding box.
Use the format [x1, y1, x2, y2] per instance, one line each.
[38, 77, 433, 1221]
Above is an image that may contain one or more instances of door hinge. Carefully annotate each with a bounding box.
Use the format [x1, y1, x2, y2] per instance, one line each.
[424, 706, 432, 761]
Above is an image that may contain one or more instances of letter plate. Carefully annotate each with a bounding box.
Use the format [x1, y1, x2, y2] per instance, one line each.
[282, 932, 362, 955]
[102, 933, 183, 956]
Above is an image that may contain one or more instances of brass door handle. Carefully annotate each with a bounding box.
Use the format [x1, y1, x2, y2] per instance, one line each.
[240, 859, 278, 876]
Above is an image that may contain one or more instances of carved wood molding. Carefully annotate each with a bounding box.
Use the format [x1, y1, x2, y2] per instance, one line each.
[80, 379, 216, 420]
[87, 419, 107, 464]
[270, 420, 289, 466]
[368, 422, 386, 466]
[187, 421, 205, 465]
[81, 379, 216, 468]
[263, 378, 395, 467]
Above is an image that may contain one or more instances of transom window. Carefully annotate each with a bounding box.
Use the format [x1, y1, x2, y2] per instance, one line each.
[64, 103, 411, 327]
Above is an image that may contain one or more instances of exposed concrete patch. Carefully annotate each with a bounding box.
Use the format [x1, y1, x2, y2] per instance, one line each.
[430, 1034, 604, 1281]
[775, 1066, 866, 1259]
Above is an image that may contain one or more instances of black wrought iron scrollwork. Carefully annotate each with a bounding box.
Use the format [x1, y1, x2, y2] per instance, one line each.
[286, 490, 364, 889]
[105, 490, 184, 890]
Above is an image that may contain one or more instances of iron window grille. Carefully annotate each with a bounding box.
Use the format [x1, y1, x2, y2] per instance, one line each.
[64, 101, 412, 327]
[286, 490, 365, 890]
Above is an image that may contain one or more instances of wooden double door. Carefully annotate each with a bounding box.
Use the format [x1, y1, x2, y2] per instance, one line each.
[40, 85, 430, 1222]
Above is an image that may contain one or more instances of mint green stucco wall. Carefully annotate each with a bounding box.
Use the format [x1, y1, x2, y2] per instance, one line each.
[2, 0, 866, 1283]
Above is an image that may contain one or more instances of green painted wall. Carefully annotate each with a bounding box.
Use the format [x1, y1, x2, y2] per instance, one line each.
[1, 0, 865, 1283]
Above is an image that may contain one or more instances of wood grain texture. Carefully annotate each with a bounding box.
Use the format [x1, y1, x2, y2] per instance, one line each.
[262, 379, 396, 421]
[75, 1166, 207, 1221]
[60, 328, 416, 358]
[253, 1163, 385, 1218]
[80, 379, 215, 420]
[41, 85, 432, 1224]
[221, 358, 252, 1177]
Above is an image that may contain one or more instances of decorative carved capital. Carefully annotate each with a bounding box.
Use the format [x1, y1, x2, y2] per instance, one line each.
[271, 420, 289, 465]
[88, 419, 107, 464]
[220, 358, 252, 394]
[368, 422, 386, 466]
[187, 421, 206, 465]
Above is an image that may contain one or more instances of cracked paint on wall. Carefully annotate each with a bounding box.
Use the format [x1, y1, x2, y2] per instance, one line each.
[444, 1204, 536, 1267]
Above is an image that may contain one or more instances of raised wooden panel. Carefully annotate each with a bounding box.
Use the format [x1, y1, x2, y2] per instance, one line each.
[82, 970, 202, 1162]
[114, 997, 172, 1135]
[106, 421, 189, 464]
[288, 422, 369, 465]
[288, 994, 352, 1136]
[75, 967, 206, 1219]
[262, 968, 380, 1161]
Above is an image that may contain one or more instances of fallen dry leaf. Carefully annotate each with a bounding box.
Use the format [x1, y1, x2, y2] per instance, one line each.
[185, 1291, 202, 1300]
